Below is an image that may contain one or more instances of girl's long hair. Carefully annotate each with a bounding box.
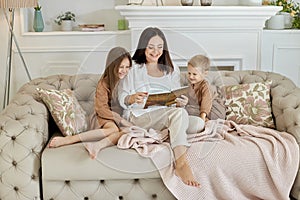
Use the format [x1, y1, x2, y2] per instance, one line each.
[132, 27, 174, 74]
[101, 47, 132, 99]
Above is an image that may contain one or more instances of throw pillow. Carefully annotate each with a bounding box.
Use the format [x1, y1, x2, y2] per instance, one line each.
[37, 88, 87, 136]
[224, 80, 275, 128]
[208, 86, 226, 120]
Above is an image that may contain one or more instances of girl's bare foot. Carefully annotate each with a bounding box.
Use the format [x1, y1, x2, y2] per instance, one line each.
[84, 135, 117, 159]
[175, 161, 200, 187]
[48, 136, 73, 148]
[84, 142, 102, 159]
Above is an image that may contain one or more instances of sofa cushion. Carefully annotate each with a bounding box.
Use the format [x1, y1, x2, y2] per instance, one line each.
[224, 80, 275, 128]
[37, 88, 88, 136]
[42, 140, 161, 181]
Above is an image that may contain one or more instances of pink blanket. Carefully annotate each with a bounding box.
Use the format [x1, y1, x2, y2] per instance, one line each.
[117, 119, 299, 200]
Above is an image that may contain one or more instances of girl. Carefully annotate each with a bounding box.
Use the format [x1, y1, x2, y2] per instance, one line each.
[49, 47, 133, 159]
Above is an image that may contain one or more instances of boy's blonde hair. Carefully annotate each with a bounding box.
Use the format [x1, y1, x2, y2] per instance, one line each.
[188, 55, 210, 72]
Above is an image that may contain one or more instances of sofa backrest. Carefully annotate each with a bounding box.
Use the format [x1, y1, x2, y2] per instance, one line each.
[17, 70, 300, 142]
[18, 74, 100, 117]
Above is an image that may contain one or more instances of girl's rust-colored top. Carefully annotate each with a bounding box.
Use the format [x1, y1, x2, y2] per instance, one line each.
[94, 77, 123, 128]
[185, 79, 213, 118]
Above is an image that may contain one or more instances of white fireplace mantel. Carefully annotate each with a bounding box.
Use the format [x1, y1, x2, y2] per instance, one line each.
[115, 5, 282, 71]
[115, 6, 282, 30]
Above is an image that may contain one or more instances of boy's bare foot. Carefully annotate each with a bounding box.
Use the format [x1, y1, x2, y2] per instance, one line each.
[48, 136, 72, 148]
[175, 161, 200, 187]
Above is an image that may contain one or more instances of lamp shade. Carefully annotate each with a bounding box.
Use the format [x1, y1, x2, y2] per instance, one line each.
[0, 0, 37, 8]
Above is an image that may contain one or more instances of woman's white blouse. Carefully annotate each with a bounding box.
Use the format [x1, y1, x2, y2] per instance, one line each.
[118, 63, 181, 119]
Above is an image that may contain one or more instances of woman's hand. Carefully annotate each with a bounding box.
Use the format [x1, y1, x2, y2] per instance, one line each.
[126, 92, 148, 105]
[175, 95, 188, 107]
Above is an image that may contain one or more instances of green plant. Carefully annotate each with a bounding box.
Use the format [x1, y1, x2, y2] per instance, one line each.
[292, 13, 300, 28]
[267, 0, 300, 17]
[54, 11, 75, 25]
[265, 0, 300, 29]
[34, 3, 41, 11]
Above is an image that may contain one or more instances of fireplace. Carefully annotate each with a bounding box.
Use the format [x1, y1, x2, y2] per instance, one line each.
[115, 5, 281, 71]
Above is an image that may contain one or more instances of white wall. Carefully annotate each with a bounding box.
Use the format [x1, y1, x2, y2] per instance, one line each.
[0, 0, 128, 109]
[22, 0, 244, 32]
[0, 0, 238, 110]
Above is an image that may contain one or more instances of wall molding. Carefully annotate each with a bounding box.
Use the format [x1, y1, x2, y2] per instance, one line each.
[272, 44, 300, 86]
[13, 46, 111, 53]
[175, 57, 243, 71]
[272, 44, 300, 71]
[116, 5, 281, 29]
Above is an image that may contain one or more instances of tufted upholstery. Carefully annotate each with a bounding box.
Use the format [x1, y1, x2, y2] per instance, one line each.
[0, 71, 300, 200]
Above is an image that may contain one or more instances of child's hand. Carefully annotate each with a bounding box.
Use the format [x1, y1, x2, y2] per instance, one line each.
[128, 92, 148, 105]
[175, 95, 188, 107]
[200, 112, 207, 122]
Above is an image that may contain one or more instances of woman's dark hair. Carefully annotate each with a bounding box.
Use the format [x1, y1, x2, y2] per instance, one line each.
[101, 46, 132, 98]
[132, 27, 174, 74]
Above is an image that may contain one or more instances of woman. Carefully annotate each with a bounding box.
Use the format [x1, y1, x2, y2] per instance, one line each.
[49, 47, 133, 159]
[118, 27, 200, 187]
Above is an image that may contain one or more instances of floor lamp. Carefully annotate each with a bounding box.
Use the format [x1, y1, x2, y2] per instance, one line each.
[1, 0, 37, 109]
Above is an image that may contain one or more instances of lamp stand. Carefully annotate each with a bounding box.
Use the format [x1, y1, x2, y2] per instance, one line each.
[3, 8, 32, 109]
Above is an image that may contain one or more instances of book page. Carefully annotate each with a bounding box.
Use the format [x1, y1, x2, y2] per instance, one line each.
[144, 86, 189, 108]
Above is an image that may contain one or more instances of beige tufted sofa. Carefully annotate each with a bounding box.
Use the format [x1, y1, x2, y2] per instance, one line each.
[1, 70, 300, 200]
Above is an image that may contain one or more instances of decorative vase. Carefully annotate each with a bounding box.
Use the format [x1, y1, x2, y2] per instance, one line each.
[200, 0, 212, 6]
[280, 12, 293, 29]
[61, 20, 73, 31]
[118, 19, 127, 30]
[265, 14, 285, 30]
[181, 0, 194, 6]
[33, 10, 44, 32]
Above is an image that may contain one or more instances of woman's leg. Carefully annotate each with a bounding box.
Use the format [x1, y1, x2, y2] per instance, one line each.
[48, 121, 119, 148]
[167, 109, 200, 187]
[130, 107, 200, 187]
[130, 108, 189, 147]
[173, 145, 200, 187]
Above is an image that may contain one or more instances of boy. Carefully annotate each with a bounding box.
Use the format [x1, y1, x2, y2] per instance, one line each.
[185, 54, 213, 133]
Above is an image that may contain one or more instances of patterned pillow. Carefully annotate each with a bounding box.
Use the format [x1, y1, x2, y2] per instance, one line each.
[224, 80, 275, 128]
[37, 88, 87, 136]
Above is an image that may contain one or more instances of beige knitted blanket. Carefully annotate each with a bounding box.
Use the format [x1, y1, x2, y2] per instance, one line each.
[118, 119, 299, 200]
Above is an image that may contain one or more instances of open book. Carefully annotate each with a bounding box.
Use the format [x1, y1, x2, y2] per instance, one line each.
[144, 86, 189, 108]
